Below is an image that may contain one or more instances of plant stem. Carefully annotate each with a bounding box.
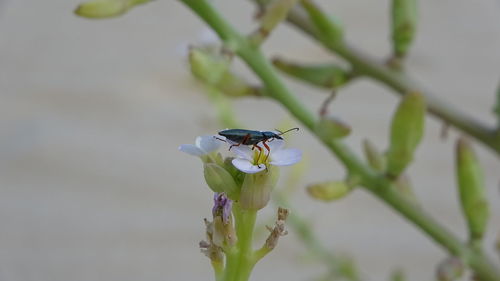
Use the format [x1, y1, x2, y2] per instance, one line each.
[277, 2, 500, 155]
[179, 0, 500, 280]
[231, 203, 257, 281]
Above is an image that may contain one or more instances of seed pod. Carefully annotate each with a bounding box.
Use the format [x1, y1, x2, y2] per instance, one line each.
[390, 269, 406, 281]
[239, 166, 280, 210]
[189, 48, 230, 86]
[362, 139, 386, 172]
[386, 92, 425, 178]
[204, 163, 240, 199]
[300, 0, 343, 45]
[257, 0, 298, 41]
[216, 72, 260, 98]
[455, 137, 489, 242]
[493, 81, 500, 126]
[307, 181, 351, 202]
[272, 58, 350, 89]
[316, 116, 351, 140]
[74, 0, 150, 18]
[391, 0, 417, 58]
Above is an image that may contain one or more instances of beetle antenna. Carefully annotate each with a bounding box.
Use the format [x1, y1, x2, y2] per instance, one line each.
[277, 127, 299, 136]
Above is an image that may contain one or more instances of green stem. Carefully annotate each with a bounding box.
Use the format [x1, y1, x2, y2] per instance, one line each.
[179, 1, 500, 280]
[230, 203, 257, 281]
[212, 260, 224, 281]
[274, 191, 361, 281]
[279, 3, 500, 155]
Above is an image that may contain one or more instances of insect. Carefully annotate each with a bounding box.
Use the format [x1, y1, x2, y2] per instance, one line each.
[217, 128, 299, 161]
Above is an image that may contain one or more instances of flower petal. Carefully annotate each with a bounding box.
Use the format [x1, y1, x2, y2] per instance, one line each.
[179, 144, 205, 156]
[232, 158, 266, 174]
[265, 138, 285, 151]
[230, 145, 254, 161]
[270, 148, 302, 166]
[196, 135, 222, 153]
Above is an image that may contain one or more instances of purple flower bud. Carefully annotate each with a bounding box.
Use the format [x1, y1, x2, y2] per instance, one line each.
[212, 193, 232, 224]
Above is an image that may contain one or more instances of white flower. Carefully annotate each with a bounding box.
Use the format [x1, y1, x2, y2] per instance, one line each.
[178, 135, 222, 157]
[230, 139, 302, 174]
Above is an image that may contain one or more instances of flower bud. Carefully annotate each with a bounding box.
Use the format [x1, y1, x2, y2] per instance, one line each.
[363, 139, 386, 172]
[436, 257, 464, 281]
[386, 92, 425, 178]
[74, 0, 150, 19]
[316, 116, 351, 140]
[307, 181, 351, 202]
[239, 166, 280, 210]
[391, 0, 417, 58]
[394, 174, 418, 203]
[390, 269, 406, 281]
[272, 58, 350, 89]
[455, 137, 489, 242]
[189, 48, 230, 86]
[204, 163, 239, 198]
[211, 193, 237, 247]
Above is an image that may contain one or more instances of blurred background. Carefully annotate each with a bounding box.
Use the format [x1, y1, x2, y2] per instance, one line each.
[1, 0, 500, 280]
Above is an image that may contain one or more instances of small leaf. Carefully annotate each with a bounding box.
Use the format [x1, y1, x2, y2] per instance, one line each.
[75, 0, 150, 19]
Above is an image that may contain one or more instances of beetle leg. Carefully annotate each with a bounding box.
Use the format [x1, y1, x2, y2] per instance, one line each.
[229, 134, 251, 151]
[262, 140, 271, 162]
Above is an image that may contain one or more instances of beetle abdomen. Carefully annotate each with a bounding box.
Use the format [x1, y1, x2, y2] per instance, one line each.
[218, 129, 263, 145]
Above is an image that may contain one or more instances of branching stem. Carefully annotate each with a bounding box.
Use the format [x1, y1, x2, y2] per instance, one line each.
[179, 0, 500, 280]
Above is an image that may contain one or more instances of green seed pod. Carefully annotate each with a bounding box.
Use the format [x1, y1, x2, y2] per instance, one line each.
[272, 58, 350, 89]
[300, 0, 343, 45]
[455, 137, 489, 242]
[390, 269, 406, 281]
[307, 181, 351, 202]
[204, 163, 240, 199]
[386, 92, 426, 178]
[391, 0, 417, 57]
[494, 81, 500, 126]
[74, 0, 150, 19]
[258, 0, 298, 37]
[436, 257, 464, 281]
[239, 166, 280, 210]
[316, 116, 351, 140]
[189, 48, 230, 86]
[362, 139, 386, 172]
[216, 72, 260, 98]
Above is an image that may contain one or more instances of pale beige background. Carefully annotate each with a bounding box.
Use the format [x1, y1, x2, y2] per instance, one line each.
[0, 0, 499, 280]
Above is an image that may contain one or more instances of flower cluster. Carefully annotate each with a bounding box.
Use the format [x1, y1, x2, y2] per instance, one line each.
[179, 131, 301, 209]
[179, 133, 301, 174]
